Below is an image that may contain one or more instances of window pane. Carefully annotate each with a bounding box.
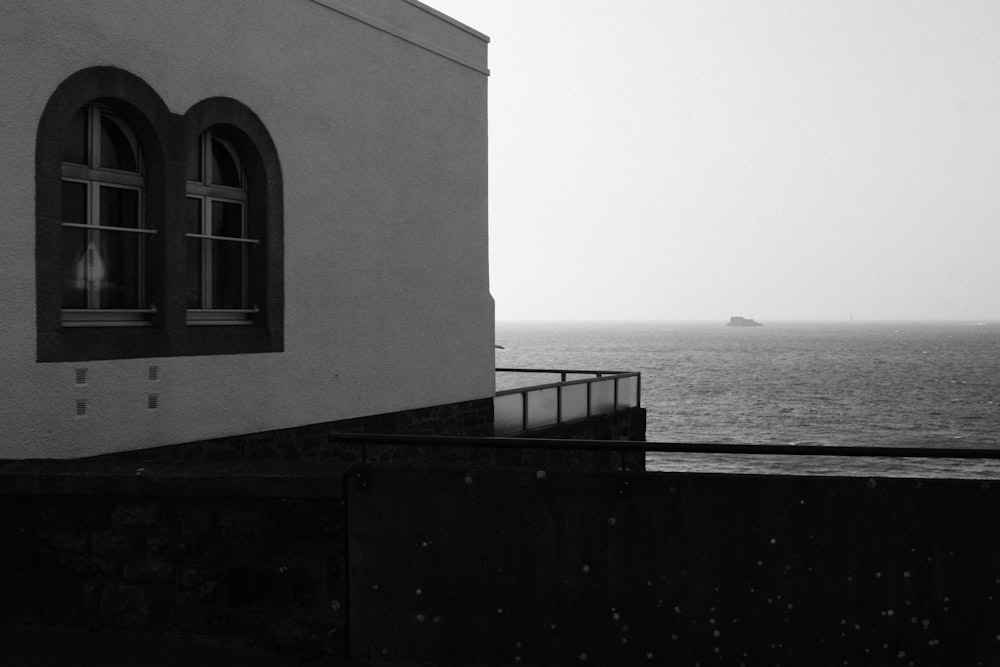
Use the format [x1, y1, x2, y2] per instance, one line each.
[211, 239, 246, 309]
[211, 201, 243, 238]
[62, 108, 89, 164]
[186, 237, 203, 309]
[61, 181, 88, 225]
[61, 227, 88, 308]
[186, 142, 202, 182]
[186, 196, 202, 234]
[210, 138, 241, 187]
[100, 115, 138, 172]
[100, 186, 139, 229]
[97, 230, 142, 309]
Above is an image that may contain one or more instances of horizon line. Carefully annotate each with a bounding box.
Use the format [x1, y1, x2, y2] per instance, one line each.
[495, 318, 1000, 324]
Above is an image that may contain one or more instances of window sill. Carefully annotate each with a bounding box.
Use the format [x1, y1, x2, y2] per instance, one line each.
[61, 309, 156, 327]
[186, 309, 257, 326]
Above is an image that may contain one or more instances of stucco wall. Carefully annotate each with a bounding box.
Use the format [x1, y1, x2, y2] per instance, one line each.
[0, 0, 493, 458]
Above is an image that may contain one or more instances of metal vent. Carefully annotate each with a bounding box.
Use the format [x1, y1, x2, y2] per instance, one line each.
[148, 365, 159, 381]
[147, 393, 159, 410]
[74, 399, 87, 417]
[75, 368, 88, 385]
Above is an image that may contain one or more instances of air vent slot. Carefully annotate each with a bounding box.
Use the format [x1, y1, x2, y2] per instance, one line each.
[148, 365, 159, 381]
[74, 399, 87, 417]
[75, 368, 88, 385]
[147, 393, 159, 410]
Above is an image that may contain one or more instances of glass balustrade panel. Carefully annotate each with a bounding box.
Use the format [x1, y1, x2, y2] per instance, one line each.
[589, 379, 616, 415]
[494, 393, 524, 435]
[616, 376, 638, 409]
[526, 387, 559, 431]
[561, 383, 588, 422]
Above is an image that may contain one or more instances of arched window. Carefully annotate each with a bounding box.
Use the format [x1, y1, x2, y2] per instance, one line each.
[37, 68, 283, 361]
[185, 130, 257, 324]
[60, 104, 154, 325]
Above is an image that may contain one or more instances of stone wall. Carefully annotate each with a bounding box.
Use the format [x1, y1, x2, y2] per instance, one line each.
[100, 398, 494, 464]
[0, 473, 346, 660]
[94, 400, 642, 472]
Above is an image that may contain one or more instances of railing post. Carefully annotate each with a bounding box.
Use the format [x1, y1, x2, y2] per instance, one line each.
[521, 392, 529, 432]
[557, 385, 562, 425]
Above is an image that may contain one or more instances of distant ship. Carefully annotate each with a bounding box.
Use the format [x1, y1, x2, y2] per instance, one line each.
[727, 316, 763, 327]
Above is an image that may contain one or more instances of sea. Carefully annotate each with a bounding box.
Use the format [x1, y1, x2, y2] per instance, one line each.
[495, 321, 1000, 479]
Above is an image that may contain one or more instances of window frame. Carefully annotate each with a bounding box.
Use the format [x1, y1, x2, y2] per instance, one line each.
[60, 104, 156, 326]
[185, 131, 258, 323]
[180, 99, 285, 353]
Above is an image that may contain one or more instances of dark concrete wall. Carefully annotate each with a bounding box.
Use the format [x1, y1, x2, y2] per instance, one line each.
[347, 466, 1000, 665]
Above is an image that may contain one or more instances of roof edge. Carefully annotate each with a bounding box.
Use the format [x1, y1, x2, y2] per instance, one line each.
[402, 0, 491, 42]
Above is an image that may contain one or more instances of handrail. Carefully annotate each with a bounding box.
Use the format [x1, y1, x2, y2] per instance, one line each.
[328, 432, 1000, 460]
[494, 371, 640, 397]
[494, 368, 641, 435]
[497, 367, 631, 376]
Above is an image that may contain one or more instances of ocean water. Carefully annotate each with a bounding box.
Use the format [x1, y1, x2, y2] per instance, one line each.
[495, 321, 1000, 478]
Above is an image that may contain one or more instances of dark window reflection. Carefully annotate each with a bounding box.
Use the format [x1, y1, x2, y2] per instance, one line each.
[100, 116, 138, 172]
[100, 186, 139, 229]
[211, 139, 241, 187]
[187, 236, 203, 309]
[211, 240, 246, 309]
[211, 201, 243, 238]
[62, 108, 88, 164]
[60, 227, 88, 308]
[61, 181, 87, 225]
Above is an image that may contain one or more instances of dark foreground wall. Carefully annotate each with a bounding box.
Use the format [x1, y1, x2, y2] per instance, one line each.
[0, 467, 348, 659]
[348, 466, 1000, 665]
[0, 402, 638, 662]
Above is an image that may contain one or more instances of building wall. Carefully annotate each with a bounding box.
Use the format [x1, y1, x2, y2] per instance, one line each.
[0, 0, 493, 458]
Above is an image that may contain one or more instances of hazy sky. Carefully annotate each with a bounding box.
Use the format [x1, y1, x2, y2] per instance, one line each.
[429, 1, 1000, 322]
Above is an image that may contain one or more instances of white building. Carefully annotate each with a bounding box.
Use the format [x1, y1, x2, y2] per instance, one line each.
[0, 0, 494, 458]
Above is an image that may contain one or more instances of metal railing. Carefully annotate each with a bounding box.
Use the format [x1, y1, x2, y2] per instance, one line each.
[494, 368, 641, 436]
[329, 431, 1000, 475]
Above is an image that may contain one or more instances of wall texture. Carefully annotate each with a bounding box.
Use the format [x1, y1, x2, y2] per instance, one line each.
[0, 0, 493, 458]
